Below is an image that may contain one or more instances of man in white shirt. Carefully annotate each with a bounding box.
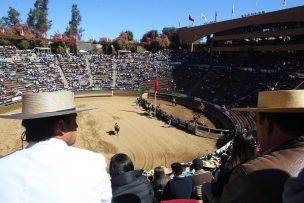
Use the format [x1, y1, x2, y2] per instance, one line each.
[0, 91, 112, 203]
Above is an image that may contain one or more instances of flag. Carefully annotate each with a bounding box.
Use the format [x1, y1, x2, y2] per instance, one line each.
[215, 11, 218, 22]
[201, 13, 207, 21]
[189, 15, 195, 22]
[154, 80, 159, 95]
[232, 4, 235, 18]
[283, 0, 287, 6]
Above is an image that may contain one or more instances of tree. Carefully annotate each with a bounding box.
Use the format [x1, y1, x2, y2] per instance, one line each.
[0, 38, 11, 46]
[162, 27, 180, 49]
[55, 45, 66, 54]
[162, 27, 176, 38]
[18, 40, 30, 50]
[0, 7, 21, 27]
[99, 38, 112, 54]
[26, 0, 52, 33]
[150, 35, 170, 51]
[113, 32, 131, 50]
[141, 30, 159, 44]
[65, 4, 84, 38]
[4, 24, 35, 39]
[125, 30, 134, 41]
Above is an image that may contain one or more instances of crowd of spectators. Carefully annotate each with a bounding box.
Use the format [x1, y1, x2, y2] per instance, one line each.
[58, 55, 91, 91]
[0, 46, 64, 104]
[105, 131, 263, 202]
[173, 56, 302, 108]
[88, 50, 174, 91]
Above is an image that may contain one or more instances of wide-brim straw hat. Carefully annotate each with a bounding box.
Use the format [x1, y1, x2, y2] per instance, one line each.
[0, 91, 94, 119]
[202, 161, 217, 169]
[232, 90, 304, 112]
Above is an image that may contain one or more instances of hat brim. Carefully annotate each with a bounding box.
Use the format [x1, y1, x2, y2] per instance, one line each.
[0, 108, 95, 120]
[232, 107, 304, 112]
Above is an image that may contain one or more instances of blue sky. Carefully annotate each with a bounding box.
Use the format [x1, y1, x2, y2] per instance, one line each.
[0, 0, 303, 41]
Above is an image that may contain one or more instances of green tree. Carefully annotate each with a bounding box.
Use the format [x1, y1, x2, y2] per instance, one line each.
[26, 0, 52, 33]
[0, 7, 21, 27]
[56, 45, 66, 54]
[125, 30, 134, 41]
[136, 45, 146, 53]
[65, 4, 84, 37]
[141, 30, 159, 43]
[162, 27, 176, 38]
[0, 38, 11, 46]
[18, 40, 30, 50]
[162, 27, 180, 49]
[27, 9, 36, 29]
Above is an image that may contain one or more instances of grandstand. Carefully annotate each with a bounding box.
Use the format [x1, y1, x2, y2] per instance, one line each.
[0, 5, 303, 169]
[1, 2, 304, 202]
[177, 6, 304, 51]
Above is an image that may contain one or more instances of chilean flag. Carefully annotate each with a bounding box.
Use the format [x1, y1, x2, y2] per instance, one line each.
[189, 15, 195, 22]
[154, 80, 159, 95]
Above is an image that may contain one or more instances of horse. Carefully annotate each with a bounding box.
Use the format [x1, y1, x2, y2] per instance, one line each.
[114, 123, 120, 135]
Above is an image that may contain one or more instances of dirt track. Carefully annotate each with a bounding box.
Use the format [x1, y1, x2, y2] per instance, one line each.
[0, 96, 216, 171]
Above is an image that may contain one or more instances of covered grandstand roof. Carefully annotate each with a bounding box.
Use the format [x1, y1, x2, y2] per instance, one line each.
[177, 6, 304, 45]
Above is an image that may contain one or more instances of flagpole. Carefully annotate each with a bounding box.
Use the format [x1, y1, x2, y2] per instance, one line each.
[154, 92, 156, 117]
[232, 0, 235, 19]
[256, 0, 259, 12]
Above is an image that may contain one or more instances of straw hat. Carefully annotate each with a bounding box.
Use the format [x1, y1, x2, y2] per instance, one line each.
[0, 91, 94, 119]
[202, 161, 217, 169]
[232, 90, 304, 112]
[161, 166, 173, 175]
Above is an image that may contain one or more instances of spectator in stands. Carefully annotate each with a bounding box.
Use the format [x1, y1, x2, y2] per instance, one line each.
[212, 153, 229, 181]
[152, 166, 170, 202]
[191, 158, 211, 200]
[0, 91, 112, 203]
[214, 90, 304, 203]
[163, 162, 193, 200]
[210, 132, 256, 198]
[191, 158, 207, 175]
[110, 153, 154, 203]
[283, 168, 304, 203]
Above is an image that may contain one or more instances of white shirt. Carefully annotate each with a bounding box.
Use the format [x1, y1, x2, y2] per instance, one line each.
[0, 138, 112, 203]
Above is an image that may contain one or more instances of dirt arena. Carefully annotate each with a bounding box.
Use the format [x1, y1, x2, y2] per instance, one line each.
[0, 96, 216, 171]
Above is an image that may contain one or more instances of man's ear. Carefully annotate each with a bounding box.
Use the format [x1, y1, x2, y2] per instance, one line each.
[54, 119, 65, 136]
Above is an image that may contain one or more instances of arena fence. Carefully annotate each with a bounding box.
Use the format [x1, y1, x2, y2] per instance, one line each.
[147, 93, 234, 136]
[141, 94, 233, 139]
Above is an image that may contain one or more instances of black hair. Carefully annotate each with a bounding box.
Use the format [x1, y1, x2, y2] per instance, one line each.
[226, 132, 256, 170]
[259, 112, 304, 136]
[109, 153, 134, 178]
[171, 162, 183, 175]
[22, 114, 71, 142]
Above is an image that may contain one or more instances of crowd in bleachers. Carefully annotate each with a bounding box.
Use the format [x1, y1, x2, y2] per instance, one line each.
[0, 46, 65, 103]
[88, 50, 174, 91]
[0, 45, 303, 202]
[58, 55, 92, 90]
[173, 57, 302, 108]
[0, 47, 177, 104]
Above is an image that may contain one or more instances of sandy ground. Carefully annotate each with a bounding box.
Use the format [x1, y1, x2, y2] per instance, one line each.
[0, 96, 216, 171]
